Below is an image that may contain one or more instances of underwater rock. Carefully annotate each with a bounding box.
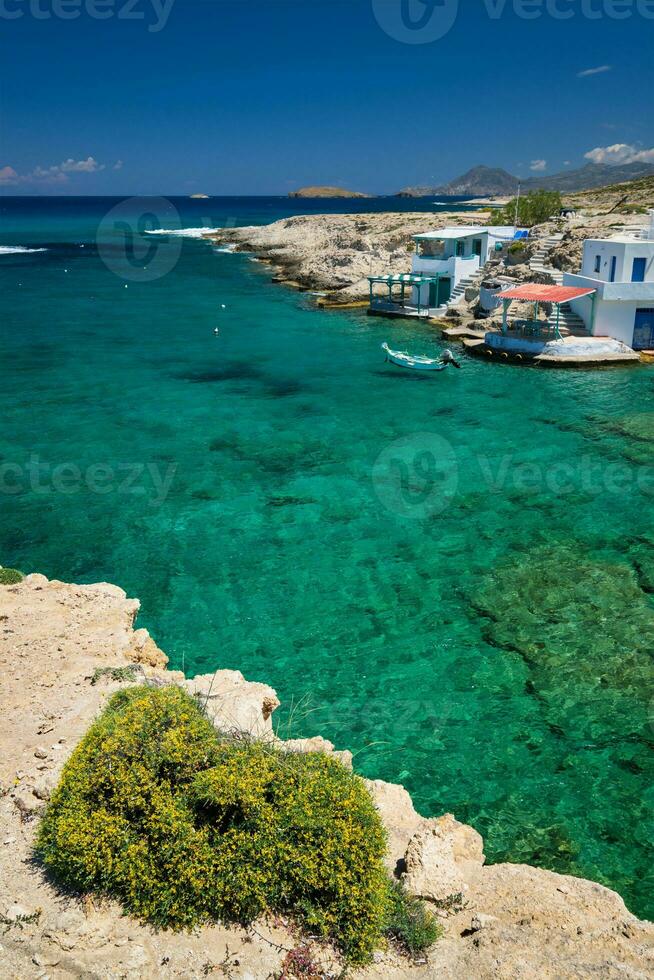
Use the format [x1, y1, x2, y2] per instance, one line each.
[475, 543, 654, 743]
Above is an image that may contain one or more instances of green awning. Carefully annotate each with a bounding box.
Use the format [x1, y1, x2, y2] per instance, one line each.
[367, 273, 447, 285]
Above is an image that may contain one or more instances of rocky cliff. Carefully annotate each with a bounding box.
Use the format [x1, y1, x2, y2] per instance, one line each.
[1, 573, 652, 978]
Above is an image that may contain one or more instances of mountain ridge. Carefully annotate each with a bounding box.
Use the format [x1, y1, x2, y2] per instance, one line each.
[397, 161, 654, 197]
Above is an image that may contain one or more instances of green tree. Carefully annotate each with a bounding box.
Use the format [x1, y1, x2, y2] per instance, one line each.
[490, 190, 562, 228]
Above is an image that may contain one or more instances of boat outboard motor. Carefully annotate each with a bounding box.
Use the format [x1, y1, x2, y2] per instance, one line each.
[441, 349, 461, 369]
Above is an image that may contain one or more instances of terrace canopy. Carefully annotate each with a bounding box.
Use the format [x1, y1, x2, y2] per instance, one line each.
[368, 273, 448, 315]
[497, 284, 597, 339]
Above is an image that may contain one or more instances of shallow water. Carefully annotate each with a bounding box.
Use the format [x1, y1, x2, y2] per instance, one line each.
[1, 197, 653, 917]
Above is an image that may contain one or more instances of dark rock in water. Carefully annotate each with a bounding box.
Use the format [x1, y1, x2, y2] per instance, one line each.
[266, 495, 317, 508]
[474, 543, 654, 743]
[175, 363, 262, 384]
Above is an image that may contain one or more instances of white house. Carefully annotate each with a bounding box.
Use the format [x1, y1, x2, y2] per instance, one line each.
[563, 210, 654, 349]
[411, 225, 522, 309]
[368, 224, 524, 318]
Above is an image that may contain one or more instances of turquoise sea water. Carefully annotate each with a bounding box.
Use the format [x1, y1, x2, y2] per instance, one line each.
[2, 196, 653, 917]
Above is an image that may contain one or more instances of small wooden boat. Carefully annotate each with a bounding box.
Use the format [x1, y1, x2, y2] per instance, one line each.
[382, 343, 460, 371]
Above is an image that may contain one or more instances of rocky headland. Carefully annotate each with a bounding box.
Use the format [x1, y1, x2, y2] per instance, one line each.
[1, 573, 653, 979]
[206, 175, 654, 317]
[205, 210, 485, 304]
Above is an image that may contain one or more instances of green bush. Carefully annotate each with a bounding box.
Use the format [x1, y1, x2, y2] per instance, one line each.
[385, 880, 443, 957]
[490, 190, 562, 228]
[0, 567, 24, 585]
[36, 686, 393, 964]
[508, 241, 526, 255]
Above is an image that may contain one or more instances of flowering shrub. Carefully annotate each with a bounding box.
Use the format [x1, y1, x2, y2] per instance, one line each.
[37, 685, 392, 963]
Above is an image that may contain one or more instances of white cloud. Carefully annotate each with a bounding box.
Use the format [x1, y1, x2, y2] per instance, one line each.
[564, 161, 572, 166]
[60, 156, 104, 173]
[577, 64, 612, 78]
[0, 166, 19, 184]
[113, 160, 123, 170]
[31, 165, 69, 184]
[530, 159, 547, 172]
[584, 143, 654, 165]
[0, 156, 107, 185]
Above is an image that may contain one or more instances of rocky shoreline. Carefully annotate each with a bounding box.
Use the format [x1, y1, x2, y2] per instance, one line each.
[1, 573, 653, 978]
[205, 210, 486, 305]
[205, 177, 654, 317]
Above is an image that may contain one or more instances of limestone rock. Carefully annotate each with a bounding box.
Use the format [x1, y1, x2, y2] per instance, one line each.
[470, 912, 498, 931]
[403, 813, 485, 901]
[364, 779, 428, 872]
[31, 773, 57, 801]
[13, 791, 44, 820]
[4, 903, 30, 922]
[447, 863, 654, 979]
[127, 627, 168, 668]
[279, 735, 353, 769]
[3, 567, 654, 979]
[184, 670, 280, 737]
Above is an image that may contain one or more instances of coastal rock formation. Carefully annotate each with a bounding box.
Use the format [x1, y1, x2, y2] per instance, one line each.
[207, 175, 654, 316]
[403, 815, 485, 902]
[206, 211, 486, 303]
[183, 669, 280, 738]
[1, 573, 653, 978]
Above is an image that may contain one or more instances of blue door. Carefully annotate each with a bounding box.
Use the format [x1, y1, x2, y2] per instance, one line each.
[633, 308, 654, 349]
[632, 257, 647, 282]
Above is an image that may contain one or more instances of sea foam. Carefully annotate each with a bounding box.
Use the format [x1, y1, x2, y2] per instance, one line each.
[0, 245, 48, 254]
[143, 227, 219, 239]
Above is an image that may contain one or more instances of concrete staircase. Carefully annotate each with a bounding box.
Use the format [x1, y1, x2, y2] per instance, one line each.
[431, 267, 487, 316]
[546, 302, 587, 336]
[448, 272, 479, 305]
[529, 233, 564, 284]
[505, 301, 587, 338]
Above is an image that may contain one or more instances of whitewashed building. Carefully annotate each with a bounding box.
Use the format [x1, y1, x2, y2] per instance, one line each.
[368, 224, 524, 318]
[563, 210, 654, 349]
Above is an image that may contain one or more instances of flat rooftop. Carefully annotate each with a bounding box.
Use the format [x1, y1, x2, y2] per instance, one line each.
[413, 227, 489, 240]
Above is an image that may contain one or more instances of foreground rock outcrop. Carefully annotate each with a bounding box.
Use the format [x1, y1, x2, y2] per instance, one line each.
[1, 574, 652, 979]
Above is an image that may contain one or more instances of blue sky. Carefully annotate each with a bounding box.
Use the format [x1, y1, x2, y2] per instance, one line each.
[1, 0, 653, 194]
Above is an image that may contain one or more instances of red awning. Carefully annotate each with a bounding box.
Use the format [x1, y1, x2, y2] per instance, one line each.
[497, 284, 596, 303]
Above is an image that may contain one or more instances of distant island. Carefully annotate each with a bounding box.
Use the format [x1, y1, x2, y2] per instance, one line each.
[289, 186, 371, 199]
[397, 161, 654, 197]
[190, 193, 210, 199]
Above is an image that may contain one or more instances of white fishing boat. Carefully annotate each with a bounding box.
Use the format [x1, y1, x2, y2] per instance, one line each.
[382, 342, 460, 372]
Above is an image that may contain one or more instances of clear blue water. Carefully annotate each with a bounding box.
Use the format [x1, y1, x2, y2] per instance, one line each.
[1, 196, 653, 918]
